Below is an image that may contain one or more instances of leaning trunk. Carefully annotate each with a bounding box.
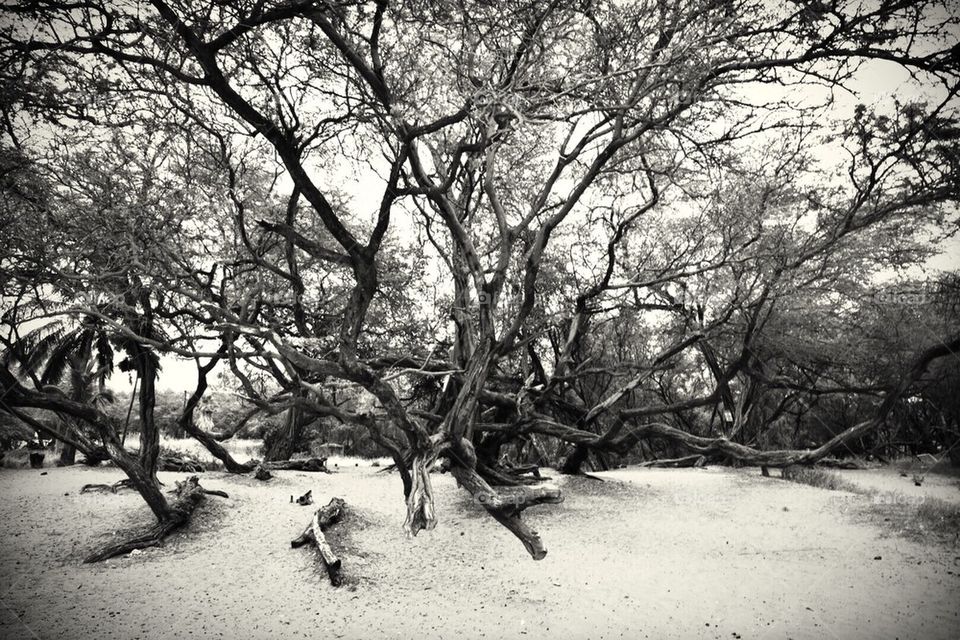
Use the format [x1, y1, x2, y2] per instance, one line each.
[559, 444, 589, 475]
[264, 399, 306, 462]
[84, 475, 215, 563]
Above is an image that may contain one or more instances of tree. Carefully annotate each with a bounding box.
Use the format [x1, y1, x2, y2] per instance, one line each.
[1, 0, 957, 562]
[1, 317, 115, 464]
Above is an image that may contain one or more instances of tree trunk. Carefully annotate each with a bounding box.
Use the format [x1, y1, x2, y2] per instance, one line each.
[84, 475, 221, 562]
[264, 400, 306, 462]
[403, 452, 438, 535]
[135, 346, 160, 476]
[559, 444, 589, 475]
[58, 442, 76, 466]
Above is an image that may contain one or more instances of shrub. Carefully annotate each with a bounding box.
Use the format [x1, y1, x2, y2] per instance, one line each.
[781, 466, 862, 493]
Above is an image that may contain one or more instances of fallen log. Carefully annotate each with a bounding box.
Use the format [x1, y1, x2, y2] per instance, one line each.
[263, 457, 331, 473]
[158, 454, 205, 473]
[639, 454, 706, 468]
[84, 476, 224, 563]
[291, 497, 347, 586]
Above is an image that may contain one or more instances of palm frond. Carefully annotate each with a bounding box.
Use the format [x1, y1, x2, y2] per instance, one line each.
[38, 329, 83, 387]
[94, 332, 115, 383]
[2, 321, 66, 372]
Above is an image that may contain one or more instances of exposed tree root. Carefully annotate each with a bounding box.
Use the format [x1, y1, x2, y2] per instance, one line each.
[292, 490, 315, 505]
[83, 476, 223, 563]
[291, 497, 347, 586]
[81, 478, 137, 494]
[81, 478, 166, 494]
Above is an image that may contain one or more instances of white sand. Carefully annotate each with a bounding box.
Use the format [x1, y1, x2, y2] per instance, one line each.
[832, 467, 960, 505]
[1, 465, 958, 640]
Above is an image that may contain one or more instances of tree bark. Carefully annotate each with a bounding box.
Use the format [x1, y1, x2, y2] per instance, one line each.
[264, 395, 307, 462]
[559, 444, 590, 475]
[403, 452, 438, 536]
[134, 345, 160, 477]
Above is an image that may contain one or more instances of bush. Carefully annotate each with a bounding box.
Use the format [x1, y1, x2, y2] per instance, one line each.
[781, 466, 862, 493]
[915, 498, 960, 538]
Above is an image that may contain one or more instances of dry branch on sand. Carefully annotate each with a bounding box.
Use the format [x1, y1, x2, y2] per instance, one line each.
[81, 478, 139, 494]
[291, 497, 347, 586]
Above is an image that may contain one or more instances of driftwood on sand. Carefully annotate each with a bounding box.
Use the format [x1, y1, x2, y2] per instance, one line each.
[291, 497, 347, 586]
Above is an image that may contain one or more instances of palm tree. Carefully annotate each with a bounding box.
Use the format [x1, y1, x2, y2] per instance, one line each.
[2, 317, 115, 464]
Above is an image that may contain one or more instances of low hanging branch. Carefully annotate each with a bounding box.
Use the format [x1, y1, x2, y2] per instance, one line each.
[624, 335, 960, 467]
[448, 464, 562, 560]
[84, 476, 226, 563]
[291, 497, 347, 586]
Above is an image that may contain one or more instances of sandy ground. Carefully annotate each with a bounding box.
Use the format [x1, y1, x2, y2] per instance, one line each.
[832, 467, 960, 505]
[1, 464, 958, 640]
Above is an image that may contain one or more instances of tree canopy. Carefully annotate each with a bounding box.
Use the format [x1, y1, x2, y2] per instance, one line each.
[1, 0, 958, 560]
